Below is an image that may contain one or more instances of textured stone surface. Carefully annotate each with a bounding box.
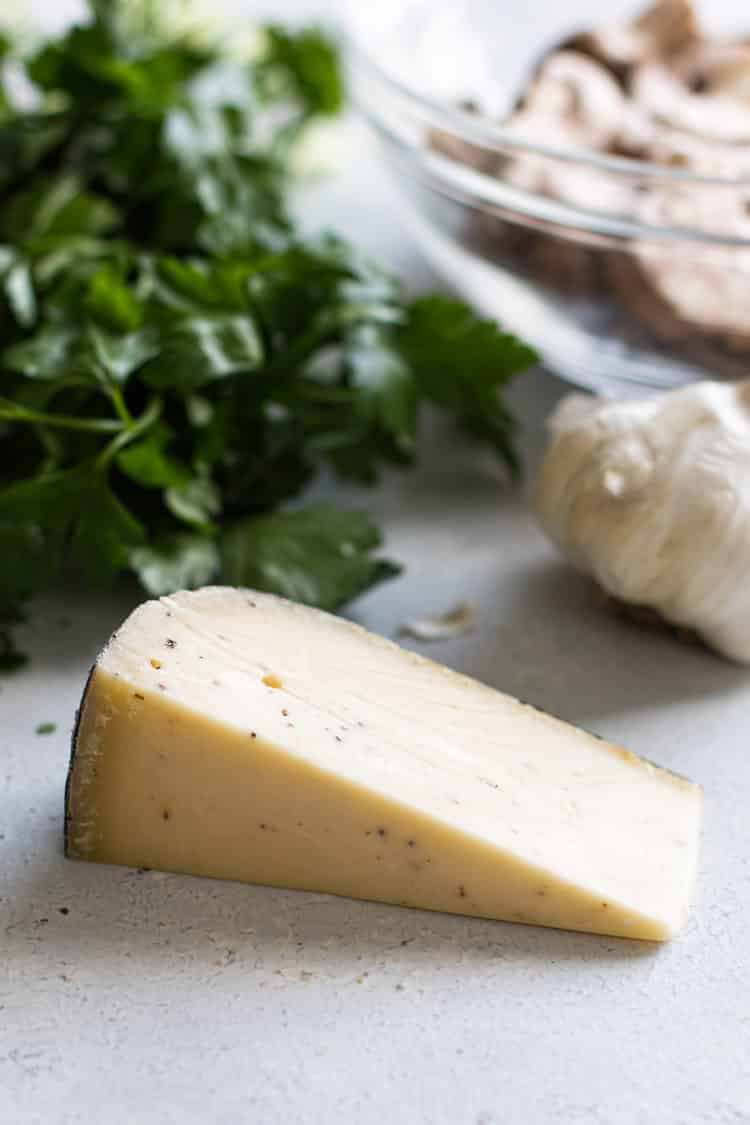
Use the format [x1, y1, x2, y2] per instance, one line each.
[4, 360, 750, 1123]
[2, 4, 750, 1122]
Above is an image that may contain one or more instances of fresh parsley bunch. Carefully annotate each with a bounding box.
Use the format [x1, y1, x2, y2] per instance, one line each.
[0, 1, 536, 670]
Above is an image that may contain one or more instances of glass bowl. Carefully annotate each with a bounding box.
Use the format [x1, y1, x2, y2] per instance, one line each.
[344, 0, 750, 394]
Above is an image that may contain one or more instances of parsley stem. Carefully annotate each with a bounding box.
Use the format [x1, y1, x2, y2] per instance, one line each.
[107, 383, 134, 427]
[95, 395, 162, 469]
[0, 398, 122, 433]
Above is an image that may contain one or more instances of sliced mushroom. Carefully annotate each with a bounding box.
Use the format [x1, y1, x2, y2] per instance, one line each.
[493, 52, 637, 293]
[641, 123, 750, 176]
[506, 227, 606, 294]
[428, 101, 501, 178]
[508, 15, 750, 330]
[427, 0, 750, 349]
[630, 0, 702, 57]
[569, 0, 702, 78]
[608, 187, 750, 353]
[630, 58, 750, 143]
[512, 50, 634, 151]
[506, 56, 635, 216]
[672, 40, 750, 101]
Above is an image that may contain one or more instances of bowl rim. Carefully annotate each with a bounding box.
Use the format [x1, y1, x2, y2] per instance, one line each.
[347, 35, 750, 192]
[364, 110, 750, 250]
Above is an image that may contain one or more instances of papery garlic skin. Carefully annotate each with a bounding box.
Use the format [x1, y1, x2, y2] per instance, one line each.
[534, 381, 750, 663]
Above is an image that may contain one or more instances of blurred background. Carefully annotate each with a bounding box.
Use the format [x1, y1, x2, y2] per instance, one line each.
[13, 0, 750, 395]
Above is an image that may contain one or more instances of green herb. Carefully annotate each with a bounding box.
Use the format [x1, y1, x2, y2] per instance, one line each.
[221, 504, 400, 612]
[36, 722, 57, 735]
[0, 2, 535, 668]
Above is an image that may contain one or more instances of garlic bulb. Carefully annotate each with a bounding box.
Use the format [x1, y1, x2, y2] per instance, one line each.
[533, 380, 750, 662]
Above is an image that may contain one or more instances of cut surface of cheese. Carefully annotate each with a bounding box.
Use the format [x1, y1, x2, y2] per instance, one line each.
[65, 588, 702, 940]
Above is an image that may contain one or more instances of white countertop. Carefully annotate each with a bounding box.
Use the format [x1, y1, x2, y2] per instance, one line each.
[3, 11, 750, 1122]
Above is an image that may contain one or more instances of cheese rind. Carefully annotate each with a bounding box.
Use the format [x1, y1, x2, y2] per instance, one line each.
[65, 587, 702, 939]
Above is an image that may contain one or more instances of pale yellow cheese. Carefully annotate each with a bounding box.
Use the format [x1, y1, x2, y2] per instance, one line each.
[65, 587, 702, 940]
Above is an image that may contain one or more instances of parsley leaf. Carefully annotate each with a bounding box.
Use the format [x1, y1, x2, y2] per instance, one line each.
[398, 296, 538, 474]
[116, 424, 188, 488]
[260, 27, 343, 119]
[130, 534, 220, 597]
[221, 505, 400, 612]
[0, 2, 534, 668]
[70, 474, 145, 586]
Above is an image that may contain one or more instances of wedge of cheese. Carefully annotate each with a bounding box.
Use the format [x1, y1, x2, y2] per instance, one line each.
[65, 587, 702, 939]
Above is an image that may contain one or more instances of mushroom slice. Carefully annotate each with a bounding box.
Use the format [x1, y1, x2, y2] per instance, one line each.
[642, 123, 750, 176]
[569, 0, 702, 77]
[513, 50, 632, 151]
[608, 187, 750, 353]
[428, 100, 501, 177]
[494, 52, 637, 293]
[502, 51, 637, 218]
[631, 59, 750, 143]
[672, 40, 750, 102]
